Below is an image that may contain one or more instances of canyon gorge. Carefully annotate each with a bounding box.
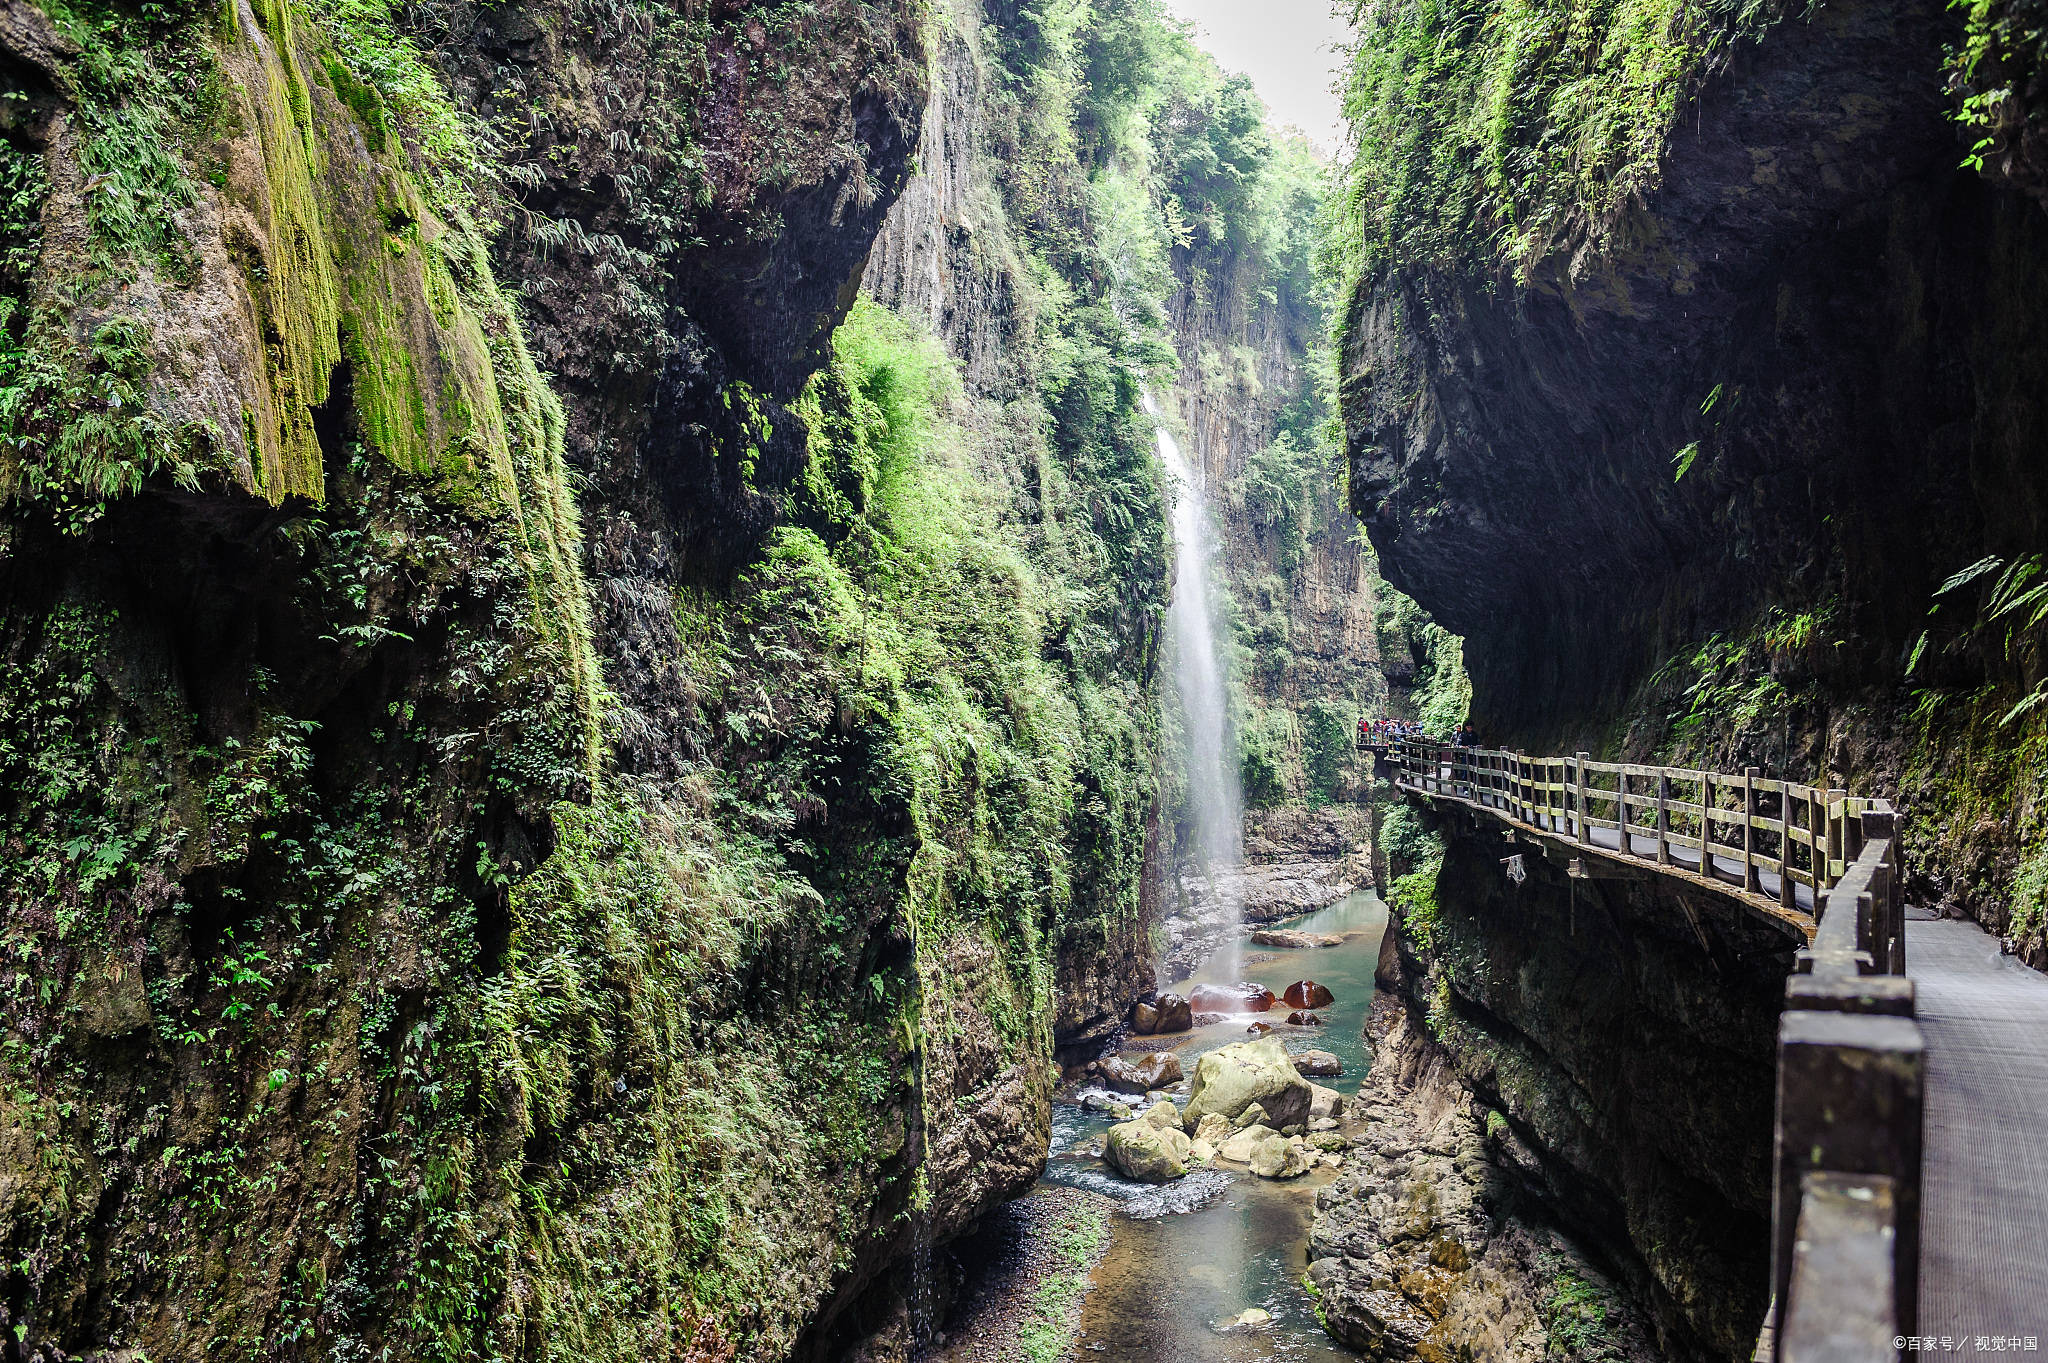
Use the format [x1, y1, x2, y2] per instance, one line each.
[0, 0, 2043, 1358]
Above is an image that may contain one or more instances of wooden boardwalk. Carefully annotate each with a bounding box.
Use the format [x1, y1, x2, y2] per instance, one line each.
[1909, 909, 2048, 1341]
[1381, 739, 2048, 1350]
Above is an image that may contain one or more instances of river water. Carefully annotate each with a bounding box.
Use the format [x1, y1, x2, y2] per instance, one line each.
[1042, 887, 1389, 1361]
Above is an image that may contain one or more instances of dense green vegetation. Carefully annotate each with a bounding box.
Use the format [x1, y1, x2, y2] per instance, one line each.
[1324, 0, 1784, 293]
[0, 0, 1395, 1353]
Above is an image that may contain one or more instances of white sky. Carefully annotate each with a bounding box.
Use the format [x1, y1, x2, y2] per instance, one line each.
[1160, 0, 1351, 154]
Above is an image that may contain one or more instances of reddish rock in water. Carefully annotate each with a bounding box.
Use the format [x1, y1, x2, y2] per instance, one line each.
[1100, 1052, 1183, 1093]
[1129, 992, 1193, 1035]
[1189, 982, 1278, 1014]
[1152, 992, 1193, 1034]
[1128, 1051, 1185, 1089]
[1246, 1021, 1274, 1037]
[1288, 1010, 1323, 1026]
[1283, 981, 1335, 1009]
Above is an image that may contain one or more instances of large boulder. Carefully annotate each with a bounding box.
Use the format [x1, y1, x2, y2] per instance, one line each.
[1152, 992, 1193, 1033]
[1283, 980, 1335, 1009]
[1216, 1124, 1279, 1163]
[1131, 1051, 1184, 1089]
[1105, 1115, 1193, 1182]
[1182, 1038, 1313, 1130]
[1249, 929, 1316, 949]
[1188, 982, 1277, 1014]
[1308, 1083, 1344, 1121]
[1129, 1001, 1160, 1035]
[1292, 1049, 1344, 1077]
[1248, 1132, 1313, 1179]
[1102, 1051, 1182, 1094]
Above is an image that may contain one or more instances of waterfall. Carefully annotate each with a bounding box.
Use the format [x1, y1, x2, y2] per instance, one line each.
[1147, 392, 1246, 979]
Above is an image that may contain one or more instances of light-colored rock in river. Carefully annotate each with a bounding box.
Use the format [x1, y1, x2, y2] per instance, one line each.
[1140, 1099, 1182, 1130]
[1105, 1116, 1193, 1182]
[1216, 1124, 1279, 1163]
[1183, 1038, 1313, 1130]
[1308, 1083, 1344, 1120]
[1193, 1113, 1233, 1146]
[1249, 1132, 1313, 1179]
[1292, 1049, 1344, 1077]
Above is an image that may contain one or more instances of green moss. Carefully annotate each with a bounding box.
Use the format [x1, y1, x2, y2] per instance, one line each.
[1329, 0, 1785, 293]
[1014, 1201, 1109, 1363]
[1538, 1254, 1630, 1359]
[1391, 858, 1446, 952]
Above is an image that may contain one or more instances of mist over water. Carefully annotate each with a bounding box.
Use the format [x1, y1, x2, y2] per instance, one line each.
[1147, 393, 1246, 981]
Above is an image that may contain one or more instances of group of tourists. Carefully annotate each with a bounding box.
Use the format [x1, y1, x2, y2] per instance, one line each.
[1356, 717, 1482, 748]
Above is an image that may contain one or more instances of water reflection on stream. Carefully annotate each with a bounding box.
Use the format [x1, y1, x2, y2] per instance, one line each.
[1046, 887, 1389, 1361]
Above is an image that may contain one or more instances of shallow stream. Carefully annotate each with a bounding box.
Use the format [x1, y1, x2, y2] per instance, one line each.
[1043, 888, 1389, 1361]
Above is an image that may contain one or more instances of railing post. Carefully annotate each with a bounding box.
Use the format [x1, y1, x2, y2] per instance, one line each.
[1656, 772, 1671, 865]
[1826, 789, 1847, 885]
[1865, 810, 1901, 974]
[1818, 785, 1835, 892]
[1772, 1009, 1923, 1345]
[1701, 771, 1714, 878]
[1778, 785, 1797, 912]
[1576, 753, 1591, 845]
[1616, 769, 1629, 853]
[1743, 767, 1760, 893]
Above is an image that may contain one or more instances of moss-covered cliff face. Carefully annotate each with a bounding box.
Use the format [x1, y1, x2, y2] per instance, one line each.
[1320, 0, 2048, 1354]
[1333, 0, 2048, 955]
[0, 0, 1206, 1357]
[1368, 809, 1796, 1361]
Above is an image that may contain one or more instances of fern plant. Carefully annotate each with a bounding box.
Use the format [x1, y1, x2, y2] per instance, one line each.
[1914, 553, 2048, 725]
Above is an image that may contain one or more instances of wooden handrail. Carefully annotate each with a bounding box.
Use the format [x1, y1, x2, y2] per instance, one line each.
[1376, 738, 1921, 1356]
[1382, 737, 1890, 924]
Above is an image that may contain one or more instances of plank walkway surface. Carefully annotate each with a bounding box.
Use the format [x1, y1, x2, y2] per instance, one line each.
[1909, 908, 2048, 1339]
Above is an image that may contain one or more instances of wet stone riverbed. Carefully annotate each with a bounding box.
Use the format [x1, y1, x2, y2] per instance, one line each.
[928, 888, 1389, 1362]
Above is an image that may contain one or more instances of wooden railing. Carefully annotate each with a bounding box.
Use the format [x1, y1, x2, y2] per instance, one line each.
[1385, 738, 1894, 926]
[1381, 739, 1921, 1359]
[1771, 811, 1920, 1360]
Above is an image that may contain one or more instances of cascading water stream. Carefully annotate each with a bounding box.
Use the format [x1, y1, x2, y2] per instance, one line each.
[1146, 392, 1246, 982]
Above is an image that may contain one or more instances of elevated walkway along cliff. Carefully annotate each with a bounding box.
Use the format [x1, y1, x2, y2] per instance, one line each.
[1377, 738, 2048, 1352]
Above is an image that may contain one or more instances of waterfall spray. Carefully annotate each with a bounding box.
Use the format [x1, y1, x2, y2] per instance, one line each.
[1146, 392, 1246, 980]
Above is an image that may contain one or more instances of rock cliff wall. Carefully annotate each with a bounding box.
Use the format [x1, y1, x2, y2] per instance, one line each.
[1324, 0, 2048, 1354]
[1370, 813, 1796, 1359]
[1337, 0, 2048, 955]
[0, 0, 1187, 1357]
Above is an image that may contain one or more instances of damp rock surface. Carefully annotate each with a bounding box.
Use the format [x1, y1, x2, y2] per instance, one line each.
[1307, 1000, 1664, 1363]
